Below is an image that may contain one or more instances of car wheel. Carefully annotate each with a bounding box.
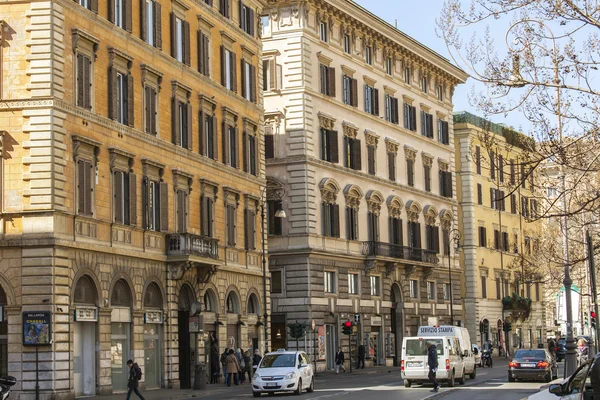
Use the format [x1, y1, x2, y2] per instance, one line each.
[404, 379, 411, 388]
[458, 369, 466, 385]
[295, 378, 303, 395]
[545, 372, 552, 383]
[307, 377, 314, 393]
[448, 370, 455, 387]
[508, 373, 515, 383]
[253, 392, 261, 397]
[469, 366, 476, 380]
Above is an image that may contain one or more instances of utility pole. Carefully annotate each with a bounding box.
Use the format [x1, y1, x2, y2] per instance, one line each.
[587, 232, 600, 354]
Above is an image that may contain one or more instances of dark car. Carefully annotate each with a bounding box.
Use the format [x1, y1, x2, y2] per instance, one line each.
[508, 349, 558, 383]
[555, 338, 566, 362]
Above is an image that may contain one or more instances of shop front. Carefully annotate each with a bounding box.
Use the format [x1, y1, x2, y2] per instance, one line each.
[73, 275, 99, 397]
[143, 283, 164, 390]
[110, 280, 133, 393]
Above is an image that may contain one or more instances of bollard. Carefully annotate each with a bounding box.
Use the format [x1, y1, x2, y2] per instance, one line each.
[194, 363, 207, 390]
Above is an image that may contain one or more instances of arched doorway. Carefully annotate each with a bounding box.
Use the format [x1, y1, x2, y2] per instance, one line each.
[246, 293, 260, 354]
[226, 291, 240, 350]
[178, 284, 195, 389]
[0, 285, 7, 378]
[73, 275, 98, 396]
[480, 318, 490, 344]
[143, 283, 163, 389]
[390, 283, 404, 366]
[110, 279, 133, 392]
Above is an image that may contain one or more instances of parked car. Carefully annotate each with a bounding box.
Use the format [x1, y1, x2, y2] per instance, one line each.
[472, 344, 482, 367]
[555, 338, 566, 362]
[508, 349, 558, 383]
[252, 349, 314, 397]
[525, 359, 593, 399]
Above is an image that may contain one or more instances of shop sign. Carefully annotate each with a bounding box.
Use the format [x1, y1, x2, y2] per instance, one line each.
[317, 326, 326, 361]
[371, 315, 382, 326]
[23, 311, 51, 346]
[144, 310, 163, 324]
[74, 306, 97, 322]
[111, 307, 131, 323]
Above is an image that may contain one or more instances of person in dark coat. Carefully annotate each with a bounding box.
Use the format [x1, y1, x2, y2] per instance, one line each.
[357, 344, 366, 369]
[252, 349, 262, 374]
[427, 343, 439, 392]
[209, 333, 221, 384]
[335, 347, 346, 373]
[126, 360, 146, 400]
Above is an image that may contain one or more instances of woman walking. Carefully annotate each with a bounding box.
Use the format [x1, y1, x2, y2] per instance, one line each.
[243, 350, 253, 384]
[226, 349, 241, 386]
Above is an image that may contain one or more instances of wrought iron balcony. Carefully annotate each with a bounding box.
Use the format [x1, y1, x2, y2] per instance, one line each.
[361, 241, 438, 264]
[166, 233, 220, 260]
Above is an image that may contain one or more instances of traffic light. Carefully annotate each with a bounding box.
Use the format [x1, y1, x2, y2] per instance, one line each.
[342, 320, 354, 335]
[503, 321, 512, 332]
[585, 312, 589, 326]
[591, 310, 597, 329]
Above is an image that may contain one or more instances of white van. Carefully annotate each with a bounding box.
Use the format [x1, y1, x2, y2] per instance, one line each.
[418, 326, 476, 379]
[401, 335, 466, 388]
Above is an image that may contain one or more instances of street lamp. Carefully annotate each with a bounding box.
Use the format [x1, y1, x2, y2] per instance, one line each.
[447, 228, 461, 326]
[260, 182, 286, 355]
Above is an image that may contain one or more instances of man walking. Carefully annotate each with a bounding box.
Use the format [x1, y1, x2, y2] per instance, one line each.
[335, 347, 346, 374]
[126, 360, 145, 400]
[357, 343, 365, 369]
[427, 343, 440, 392]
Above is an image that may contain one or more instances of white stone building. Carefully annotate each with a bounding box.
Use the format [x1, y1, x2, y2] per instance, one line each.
[261, 0, 467, 370]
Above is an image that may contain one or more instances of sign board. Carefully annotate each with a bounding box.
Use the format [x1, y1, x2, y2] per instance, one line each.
[189, 315, 205, 333]
[144, 310, 163, 324]
[23, 311, 51, 346]
[354, 314, 360, 324]
[317, 326, 326, 361]
[417, 326, 455, 336]
[74, 306, 97, 322]
[371, 316, 382, 326]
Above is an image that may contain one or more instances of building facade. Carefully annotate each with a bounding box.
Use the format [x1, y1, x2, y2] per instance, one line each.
[262, 0, 467, 370]
[454, 112, 546, 354]
[0, 0, 266, 397]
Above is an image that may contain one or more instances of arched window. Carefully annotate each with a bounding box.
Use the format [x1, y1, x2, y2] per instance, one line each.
[226, 292, 240, 314]
[144, 283, 163, 309]
[111, 279, 132, 307]
[203, 289, 218, 312]
[74, 275, 97, 305]
[178, 284, 195, 311]
[247, 294, 260, 315]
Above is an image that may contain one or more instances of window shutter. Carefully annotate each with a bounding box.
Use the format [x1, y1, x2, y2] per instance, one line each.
[108, 0, 115, 23]
[476, 146, 481, 174]
[238, 0, 243, 29]
[398, 219, 404, 246]
[373, 88, 379, 115]
[250, 64, 256, 102]
[201, 196, 208, 236]
[150, 88, 157, 134]
[329, 130, 339, 164]
[242, 132, 248, 172]
[232, 127, 238, 168]
[197, 30, 203, 74]
[140, 0, 147, 41]
[85, 161, 93, 215]
[77, 160, 85, 214]
[184, 21, 191, 66]
[144, 86, 151, 133]
[170, 12, 176, 58]
[388, 153, 395, 181]
[403, 103, 409, 128]
[328, 67, 336, 97]
[367, 146, 375, 175]
[421, 111, 426, 135]
[351, 78, 358, 107]
[186, 102, 193, 149]
[77, 54, 84, 107]
[203, 34, 210, 76]
[142, 178, 149, 229]
[222, 122, 229, 165]
[114, 172, 123, 223]
[411, 106, 417, 130]
[407, 160, 414, 186]
[231, 52, 237, 92]
[90, 0, 98, 13]
[244, 209, 249, 249]
[198, 111, 206, 156]
[434, 226, 440, 253]
[265, 133, 274, 159]
[125, 0, 132, 31]
[241, 60, 246, 99]
[333, 204, 340, 238]
[415, 223, 422, 248]
[393, 98, 399, 124]
[249, 8, 255, 36]
[212, 116, 218, 160]
[159, 182, 168, 232]
[154, 1, 162, 49]
[172, 97, 180, 145]
[127, 73, 134, 127]
[428, 114, 434, 138]
[108, 67, 117, 119]
[499, 155, 504, 182]
[490, 188, 494, 208]
[447, 172, 453, 197]
[269, 59, 277, 90]
[123, 173, 131, 225]
[352, 139, 361, 170]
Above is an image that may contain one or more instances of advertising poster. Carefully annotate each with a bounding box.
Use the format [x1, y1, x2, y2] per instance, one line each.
[317, 326, 326, 361]
[23, 311, 51, 346]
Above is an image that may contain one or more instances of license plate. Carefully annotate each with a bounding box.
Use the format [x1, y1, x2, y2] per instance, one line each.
[266, 382, 277, 387]
[521, 363, 536, 368]
[406, 362, 423, 368]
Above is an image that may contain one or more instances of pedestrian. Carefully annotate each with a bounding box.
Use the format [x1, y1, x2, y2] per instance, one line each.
[125, 359, 145, 400]
[243, 350, 253, 384]
[236, 348, 245, 384]
[253, 349, 262, 374]
[226, 349, 241, 386]
[590, 351, 600, 398]
[427, 342, 440, 392]
[209, 333, 220, 384]
[221, 348, 229, 385]
[357, 343, 365, 369]
[335, 347, 345, 374]
[548, 337, 556, 360]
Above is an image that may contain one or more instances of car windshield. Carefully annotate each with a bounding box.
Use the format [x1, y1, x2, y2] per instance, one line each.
[259, 354, 296, 368]
[514, 350, 546, 360]
[405, 339, 443, 356]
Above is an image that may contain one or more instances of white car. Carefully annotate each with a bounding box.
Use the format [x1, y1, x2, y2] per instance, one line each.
[252, 349, 315, 397]
[472, 344, 482, 367]
[525, 359, 592, 399]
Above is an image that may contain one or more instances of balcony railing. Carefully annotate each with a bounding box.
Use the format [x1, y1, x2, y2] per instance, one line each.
[167, 233, 220, 260]
[361, 241, 438, 264]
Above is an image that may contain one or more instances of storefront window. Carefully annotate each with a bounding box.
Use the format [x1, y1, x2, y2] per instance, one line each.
[111, 322, 130, 392]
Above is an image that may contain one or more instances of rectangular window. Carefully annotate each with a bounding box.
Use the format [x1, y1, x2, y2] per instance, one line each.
[76, 53, 93, 110]
[513, 234, 519, 254]
[365, 46, 372, 65]
[439, 170, 452, 198]
[499, 155, 504, 183]
[475, 146, 481, 174]
[113, 170, 134, 225]
[319, 64, 336, 97]
[530, 199, 538, 217]
[175, 189, 188, 233]
[114, 0, 125, 28]
[444, 283, 451, 301]
[385, 57, 393, 75]
[425, 225, 440, 253]
[504, 280, 510, 299]
[241, 60, 256, 102]
[265, 130, 274, 160]
[370, 276, 381, 296]
[421, 111, 434, 138]
[390, 216, 403, 245]
[320, 129, 339, 163]
[407, 158, 415, 187]
[171, 98, 191, 149]
[343, 75, 358, 106]
[322, 203, 340, 238]
[343, 34, 351, 53]
[510, 194, 517, 214]
[388, 152, 396, 181]
[200, 196, 214, 238]
[260, 14, 270, 37]
[404, 67, 411, 84]
[384, 94, 399, 124]
[239, 2, 255, 36]
[271, 270, 282, 294]
[77, 159, 94, 216]
[493, 229, 500, 250]
[344, 137, 361, 171]
[320, 21, 328, 41]
[201, 114, 217, 160]
[222, 47, 236, 91]
[144, 179, 166, 232]
[226, 204, 236, 246]
[424, 164, 431, 192]
[478, 226, 487, 247]
[225, 125, 237, 168]
[403, 103, 417, 131]
[368, 212, 380, 242]
[502, 231, 509, 252]
[477, 183, 483, 205]
[219, 0, 229, 18]
[442, 229, 450, 255]
[535, 283, 540, 301]
[481, 276, 487, 299]
[421, 76, 427, 92]
[510, 159, 516, 185]
[115, 72, 127, 124]
[198, 30, 210, 76]
[244, 209, 256, 250]
[173, 16, 185, 63]
[438, 119, 449, 145]
[367, 145, 376, 175]
[427, 281, 435, 300]
[437, 85, 443, 101]
[409, 280, 418, 298]
[144, 0, 156, 46]
[490, 150, 496, 179]
[144, 86, 157, 135]
[408, 221, 421, 249]
[267, 199, 283, 236]
[496, 278, 502, 299]
[348, 273, 359, 295]
[244, 133, 257, 176]
[364, 85, 379, 115]
[324, 271, 335, 293]
[521, 163, 527, 189]
[522, 196, 529, 217]
[346, 207, 359, 240]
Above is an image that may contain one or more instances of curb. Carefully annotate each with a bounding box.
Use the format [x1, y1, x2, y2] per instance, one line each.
[422, 389, 459, 400]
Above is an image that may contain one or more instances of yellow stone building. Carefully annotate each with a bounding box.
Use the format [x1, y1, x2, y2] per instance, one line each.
[454, 112, 546, 354]
[0, 0, 266, 397]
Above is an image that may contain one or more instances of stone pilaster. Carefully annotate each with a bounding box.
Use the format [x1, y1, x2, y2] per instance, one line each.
[97, 308, 112, 395]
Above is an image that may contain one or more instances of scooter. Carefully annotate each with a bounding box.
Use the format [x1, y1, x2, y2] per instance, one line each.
[481, 350, 493, 368]
[0, 376, 16, 400]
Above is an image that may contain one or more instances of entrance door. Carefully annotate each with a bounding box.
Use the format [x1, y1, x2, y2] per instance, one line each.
[111, 322, 130, 392]
[178, 310, 191, 389]
[74, 322, 96, 396]
[325, 325, 336, 370]
[144, 324, 161, 389]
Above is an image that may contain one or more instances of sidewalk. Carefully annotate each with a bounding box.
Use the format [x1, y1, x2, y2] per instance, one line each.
[86, 366, 395, 400]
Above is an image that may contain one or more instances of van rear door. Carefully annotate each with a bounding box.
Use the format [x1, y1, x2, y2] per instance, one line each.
[403, 338, 444, 379]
